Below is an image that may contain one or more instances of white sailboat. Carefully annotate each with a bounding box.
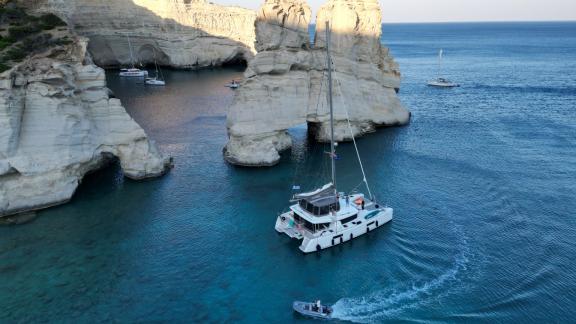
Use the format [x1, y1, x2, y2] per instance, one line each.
[275, 22, 393, 254]
[145, 48, 165, 86]
[119, 35, 148, 78]
[427, 49, 459, 88]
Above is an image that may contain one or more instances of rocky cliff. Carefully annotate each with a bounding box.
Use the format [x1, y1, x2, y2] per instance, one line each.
[224, 0, 410, 166]
[0, 16, 171, 218]
[20, 0, 257, 69]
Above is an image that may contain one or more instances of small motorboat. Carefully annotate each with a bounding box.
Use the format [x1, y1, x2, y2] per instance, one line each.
[293, 300, 332, 319]
[427, 77, 459, 88]
[225, 80, 239, 89]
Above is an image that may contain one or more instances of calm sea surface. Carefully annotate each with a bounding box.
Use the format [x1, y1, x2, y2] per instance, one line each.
[1, 22, 576, 323]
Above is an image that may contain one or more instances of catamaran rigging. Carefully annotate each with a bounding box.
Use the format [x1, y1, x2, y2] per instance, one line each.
[119, 34, 148, 78]
[275, 22, 393, 253]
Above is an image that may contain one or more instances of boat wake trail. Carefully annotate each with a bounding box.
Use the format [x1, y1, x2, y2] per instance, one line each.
[331, 224, 472, 323]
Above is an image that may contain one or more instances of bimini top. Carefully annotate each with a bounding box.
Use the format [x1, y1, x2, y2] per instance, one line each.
[296, 183, 340, 216]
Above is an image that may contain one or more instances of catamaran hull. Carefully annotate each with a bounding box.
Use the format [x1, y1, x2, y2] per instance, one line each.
[119, 71, 148, 77]
[275, 207, 393, 254]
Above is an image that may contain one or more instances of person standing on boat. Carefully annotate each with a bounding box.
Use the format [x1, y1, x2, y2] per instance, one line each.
[345, 195, 350, 206]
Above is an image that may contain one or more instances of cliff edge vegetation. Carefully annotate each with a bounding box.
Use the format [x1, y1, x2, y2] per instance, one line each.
[0, 2, 68, 72]
[0, 1, 172, 220]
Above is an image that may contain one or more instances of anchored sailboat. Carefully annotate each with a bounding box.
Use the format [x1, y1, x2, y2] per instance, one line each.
[119, 35, 148, 78]
[274, 22, 394, 254]
[145, 48, 166, 86]
[427, 49, 459, 88]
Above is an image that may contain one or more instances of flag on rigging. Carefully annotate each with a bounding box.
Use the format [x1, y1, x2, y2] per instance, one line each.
[325, 151, 341, 160]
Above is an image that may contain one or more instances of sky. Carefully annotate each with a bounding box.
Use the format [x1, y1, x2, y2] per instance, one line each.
[213, 0, 576, 23]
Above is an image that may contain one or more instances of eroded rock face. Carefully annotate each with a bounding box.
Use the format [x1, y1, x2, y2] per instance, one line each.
[20, 0, 257, 69]
[224, 0, 410, 167]
[0, 35, 171, 217]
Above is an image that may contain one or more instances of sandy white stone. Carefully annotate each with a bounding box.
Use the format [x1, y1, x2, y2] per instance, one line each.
[0, 36, 171, 217]
[20, 0, 257, 69]
[224, 0, 410, 166]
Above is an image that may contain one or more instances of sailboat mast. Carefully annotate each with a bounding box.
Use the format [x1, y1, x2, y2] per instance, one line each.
[153, 47, 159, 75]
[325, 21, 336, 192]
[127, 35, 135, 68]
[438, 49, 443, 78]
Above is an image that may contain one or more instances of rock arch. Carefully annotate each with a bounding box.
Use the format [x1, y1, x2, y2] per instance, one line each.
[224, 0, 410, 167]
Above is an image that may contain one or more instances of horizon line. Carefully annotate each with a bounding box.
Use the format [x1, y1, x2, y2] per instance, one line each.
[308, 19, 576, 25]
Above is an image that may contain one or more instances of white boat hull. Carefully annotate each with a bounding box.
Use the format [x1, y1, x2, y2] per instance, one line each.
[427, 80, 459, 88]
[119, 70, 148, 77]
[275, 205, 393, 253]
[145, 79, 165, 86]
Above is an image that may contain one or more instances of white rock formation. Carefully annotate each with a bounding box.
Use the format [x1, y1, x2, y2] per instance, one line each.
[20, 0, 257, 69]
[0, 35, 171, 217]
[224, 0, 410, 167]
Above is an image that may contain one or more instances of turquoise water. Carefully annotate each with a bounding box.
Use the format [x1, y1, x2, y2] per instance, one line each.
[2, 22, 576, 322]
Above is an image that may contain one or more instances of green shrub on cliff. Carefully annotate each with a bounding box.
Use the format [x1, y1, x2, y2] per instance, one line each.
[0, 7, 25, 20]
[0, 62, 9, 73]
[40, 14, 66, 30]
[54, 38, 73, 46]
[5, 45, 25, 61]
[0, 3, 71, 69]
[8, 24, 41, 39]
[0, 35, 15, 50]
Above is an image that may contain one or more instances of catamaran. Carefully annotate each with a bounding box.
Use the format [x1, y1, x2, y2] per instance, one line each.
[275, 22, 393, 254]
[427, 49, 459, 88]
[145, 48, 165, 86]
[119, 35, 148, 77]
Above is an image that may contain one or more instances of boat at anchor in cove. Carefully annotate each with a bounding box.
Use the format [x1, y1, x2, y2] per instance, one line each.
[119, 35, 148, 78]
[274, 22, 393, 254]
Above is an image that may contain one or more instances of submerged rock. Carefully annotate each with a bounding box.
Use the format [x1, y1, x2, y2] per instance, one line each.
[19, 0, 256, 69]
[0, 27, 171, 217]
[0, 212, 37, 225]
[224, 0, 410, 167]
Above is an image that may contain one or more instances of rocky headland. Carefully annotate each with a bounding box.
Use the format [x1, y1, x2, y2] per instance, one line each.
[20, 0, 257, 69]
[0, 3, 171, 218]
[224, 0, 410, 166]
[0, 0, 409, 217]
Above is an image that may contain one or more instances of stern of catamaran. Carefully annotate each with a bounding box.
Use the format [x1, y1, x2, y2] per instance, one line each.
[275, 211, 304, 240]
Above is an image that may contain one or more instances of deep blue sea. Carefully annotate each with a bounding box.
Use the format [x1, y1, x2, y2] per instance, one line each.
[1, 22, 576, 323]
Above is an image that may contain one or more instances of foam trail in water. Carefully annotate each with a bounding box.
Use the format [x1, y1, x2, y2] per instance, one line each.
[332, 224, 471, 323]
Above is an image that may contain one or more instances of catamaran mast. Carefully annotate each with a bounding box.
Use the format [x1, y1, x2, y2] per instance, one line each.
[325, 21, 336, 192]
[127, 35, 135, 69]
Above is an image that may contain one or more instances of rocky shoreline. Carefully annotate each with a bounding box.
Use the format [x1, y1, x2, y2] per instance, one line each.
[224, 0, 410, 167]
[1, 0, 409, 218]
[20, 0, 257, 69]
[0, 2, 172, 218]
